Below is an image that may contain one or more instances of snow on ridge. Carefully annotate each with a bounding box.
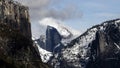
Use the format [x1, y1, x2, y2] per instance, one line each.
[62, 20, 118, 67]
[35, 42, 53, 63]
[115, 19, 120, 23]
[62, 27, 98, 67]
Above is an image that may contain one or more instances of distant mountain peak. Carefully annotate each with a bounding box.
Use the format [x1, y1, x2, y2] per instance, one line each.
[39, 18, 81, 39]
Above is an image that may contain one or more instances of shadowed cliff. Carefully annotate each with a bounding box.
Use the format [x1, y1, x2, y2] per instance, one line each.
[0, 0, 31, 39]
[0, 0, 50, 68]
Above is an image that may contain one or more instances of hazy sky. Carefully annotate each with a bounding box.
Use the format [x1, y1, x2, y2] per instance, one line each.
[14, 0, 120, 37]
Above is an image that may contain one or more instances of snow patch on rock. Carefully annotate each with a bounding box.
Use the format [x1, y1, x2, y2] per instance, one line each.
[35, 42, 53, 63]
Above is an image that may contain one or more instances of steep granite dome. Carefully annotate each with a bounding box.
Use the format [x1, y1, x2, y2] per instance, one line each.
[46, 26, 62, 52]
[35, 26, 63, 63]
[36, 26, 62, 52]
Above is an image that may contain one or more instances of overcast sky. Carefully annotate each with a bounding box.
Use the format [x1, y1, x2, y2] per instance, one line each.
[14, 0, 120, 38]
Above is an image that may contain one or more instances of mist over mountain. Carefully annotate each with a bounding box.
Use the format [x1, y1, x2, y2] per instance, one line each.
[39, 18, 81, 37]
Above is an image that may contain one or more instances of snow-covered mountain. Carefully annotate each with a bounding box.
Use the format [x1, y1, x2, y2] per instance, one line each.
[34, 18, 120, 68]
[33, 18, 81, 64]
[58, 19, 120, 68]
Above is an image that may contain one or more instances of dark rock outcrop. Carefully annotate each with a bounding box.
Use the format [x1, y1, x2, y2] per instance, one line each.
[35, 35, 46, 50]
[0, 23, 49, 68]
[0, 0, 31, 39]
[46, 26, 62, 52]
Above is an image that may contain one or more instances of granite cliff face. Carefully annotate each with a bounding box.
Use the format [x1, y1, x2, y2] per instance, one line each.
[0, 0, 49, 68]
[86, 19, 120, 68]
[46, 26, 62, 52]
[35, 26, 62, 52]
[0, 0, 31, 39]
[0, 23, 49, 68]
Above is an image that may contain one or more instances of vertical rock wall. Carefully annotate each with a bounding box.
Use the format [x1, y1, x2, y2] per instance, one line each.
[46, 26, 62, 52]
[0, 0, 31, 39]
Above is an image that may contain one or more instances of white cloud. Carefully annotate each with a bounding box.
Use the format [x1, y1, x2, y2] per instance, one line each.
[39, 17, 61, 28]
[14, 0, 82, 38]
[14, 0, 82, 21]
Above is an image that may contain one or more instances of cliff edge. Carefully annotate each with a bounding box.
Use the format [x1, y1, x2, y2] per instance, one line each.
[0, 0, 50, 68]
[0, 0, 31, 39]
